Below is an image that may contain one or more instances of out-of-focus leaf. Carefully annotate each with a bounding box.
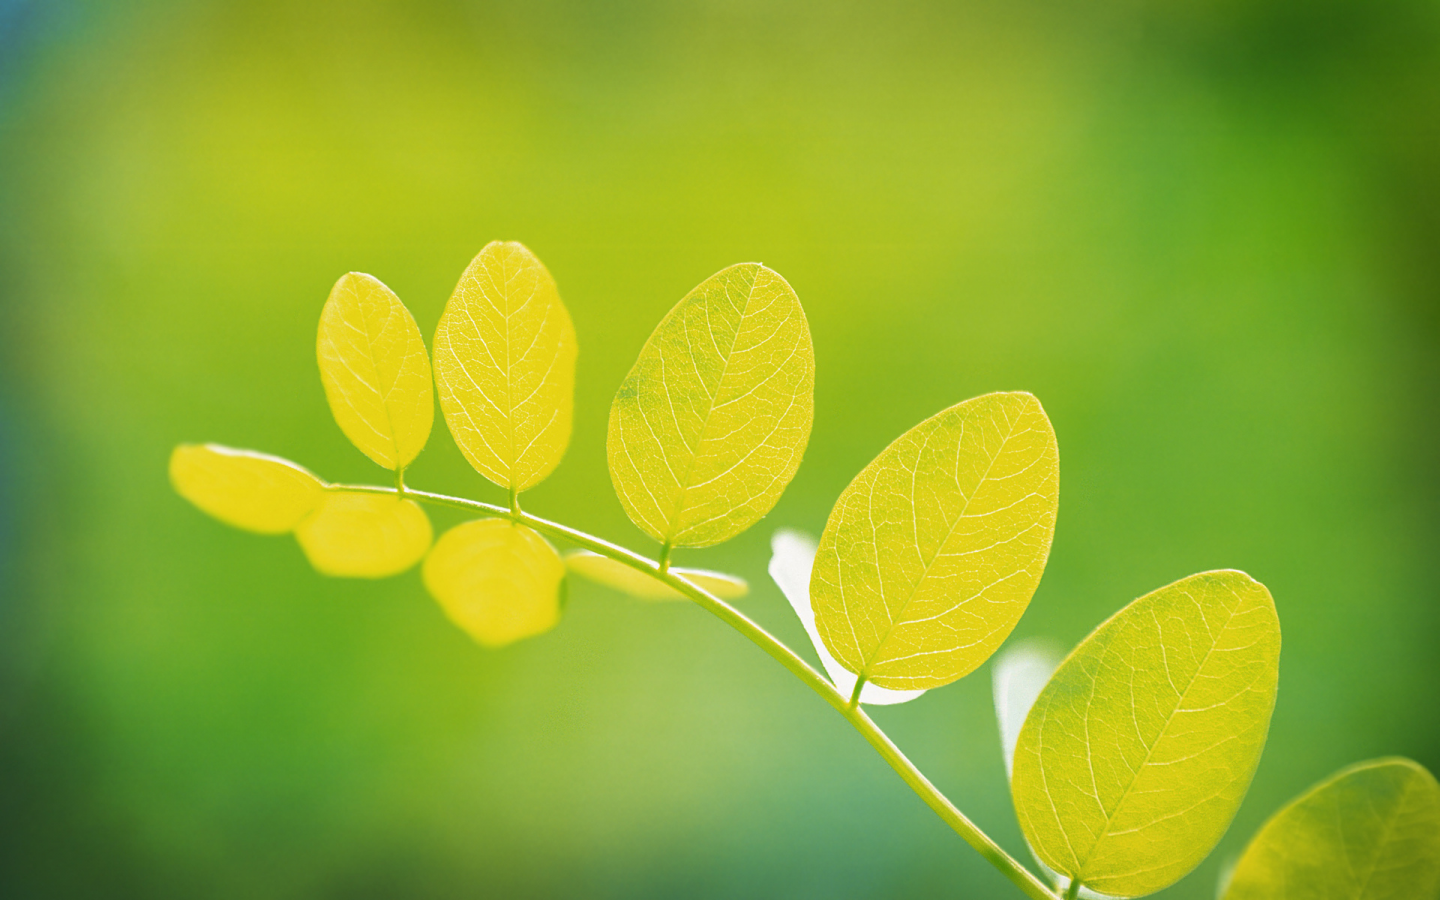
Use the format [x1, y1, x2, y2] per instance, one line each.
[433, 242, 577, 492]
[1012, 570, 1281, 898]
[564, 550, 747, 601]
[810, 391, 1058, 691]
[295, 491, 432, 578]
[170, 443, 325, 534]
[768, 530, 925, 706]
[992, 639, 1061, 779]
[317, 272, 433, 470]
[607, 263, 813, 549]
[1224, 757, 1440, 900]
[424, 518, 565, 647]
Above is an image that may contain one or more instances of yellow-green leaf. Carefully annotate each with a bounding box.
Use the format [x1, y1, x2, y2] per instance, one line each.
[423, 518, 565, 647]
[809, 391, 1058, 691]
[295, 492, 432, 578]
[1012, 570, 1281, 899]
[607, 262, 813, 549]
[564, 550, 748, 601]
[1224, 758, 1440, 900]
[433, 242, 577, 492]
[316, 272, 434, 470]
[169, 443, 325, 534]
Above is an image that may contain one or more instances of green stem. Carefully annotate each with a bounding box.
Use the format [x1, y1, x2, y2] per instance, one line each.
[848, 676, 866, 710]
[326, 481, 1060, 900]
[1064, 878, 1081, 900]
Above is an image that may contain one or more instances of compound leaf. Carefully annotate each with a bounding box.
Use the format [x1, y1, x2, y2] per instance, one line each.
[433, 242, 577, 492]
[565, 550, 748, 601]
[809, 391, 1058, 691]
[295, 491, 432, 578]
[1224, 758, 1440, 900]
[607, 263, 813, 549]
[1012, 570, 1281, 898]
[317, 272, 434, 470]
[170, 443, 325, 533]
[769, 530, 926, 706]
[424, 518, 565, 647]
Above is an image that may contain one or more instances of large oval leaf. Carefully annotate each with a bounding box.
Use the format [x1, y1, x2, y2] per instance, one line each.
[607, 262, 814, 549]
[423, 518, 565, 647]
[809, 391, 1058, 691]
[317, 272, 434, 470]
[564, 550, 747, 601]
[1224, 757, 1440, 900]
[433, 242, 577, 492]
[170, 443, 325, 534]
[1012, 570, 1281, 899]
[295, 492, 432, 578]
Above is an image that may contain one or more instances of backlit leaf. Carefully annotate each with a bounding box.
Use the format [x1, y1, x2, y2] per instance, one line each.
[424, 518, 565, 647]
[565, 550, 747, 601]
[809, 391, 1058, 691]
[295, 491, 432, 578]
[170, 443, 325, 533]
[433, 242, 577, 492]
[1224, 757, 1440, 900]
[607, 263, 813, 549]
[992, 639, 1062, 779]
[1012, 570, 1281, 898]
[769, 530, 925, 706]
[317, 272, 434, 470]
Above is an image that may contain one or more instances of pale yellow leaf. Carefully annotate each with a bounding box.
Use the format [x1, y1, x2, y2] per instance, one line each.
[1225, 758, 1440, 900]
[424, 518, 565, 647]
[607, 262, 814, 549]
[809, 391, 1058, 690]
[1012, 570, 1281, 899]
[317, 272, 434, 470]
[295, 491, 432, 578]
[564, 550, 748, 601]
[433, 242, 577, 492]
[169, 443, 325, 534]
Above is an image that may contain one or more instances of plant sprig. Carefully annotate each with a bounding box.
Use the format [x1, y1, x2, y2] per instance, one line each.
[169, 241, 1440, 899]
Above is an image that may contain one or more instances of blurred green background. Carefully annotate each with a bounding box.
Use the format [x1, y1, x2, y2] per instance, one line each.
[2, 0, 1437, 897]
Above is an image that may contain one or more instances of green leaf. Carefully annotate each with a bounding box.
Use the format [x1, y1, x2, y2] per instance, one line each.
[170, 443, 325, 534]
[317, 272, 434, 470]
[564, 550, 748, 601]
[295, 491, 433, 578]
[423, 518, 565, 647]
[607, 262, 814, 549]
[1011, 570, 1281, 898]
[433, 242, 577, 492]
[1224, 757, 1440, 900]
[809, 391, 1058, 691]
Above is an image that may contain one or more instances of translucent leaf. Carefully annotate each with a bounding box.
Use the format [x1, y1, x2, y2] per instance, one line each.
[768, 530, 925, 706]
[423, 518, 565, 647]
[809, 391, 1058, 691]
[564, 550, 747, 601]
[607, 263, 814, 549]
[295, 491, 432, 578]
[992, 639, 1061, 779]
[317, 272, 434, 470]
[1011, 570, 1281, 898]
[433, 242, 577, 492]
[170, 443, 325, 534]
[992, 638, 1114, 900]
[1224, 757, 1440, 900]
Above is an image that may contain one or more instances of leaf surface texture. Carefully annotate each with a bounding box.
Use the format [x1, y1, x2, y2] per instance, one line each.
[809, 391, 1058, 690]
[1224, 758, 1440, 900]
[170, 443, 324, 533]
[424, 518, 565, 647]
[295, 492, 432, 578]
[434, 242, 577, 492]
[317, 272, 433, 470]
[607, 263, 813, 548]
[1011, 570, 1281, 898]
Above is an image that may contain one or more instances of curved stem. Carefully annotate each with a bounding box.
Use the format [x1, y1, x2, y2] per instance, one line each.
[326, 482, 1060, 900]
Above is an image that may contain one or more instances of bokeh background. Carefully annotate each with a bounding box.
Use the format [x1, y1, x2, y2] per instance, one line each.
[2, 1, 1438, 897]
